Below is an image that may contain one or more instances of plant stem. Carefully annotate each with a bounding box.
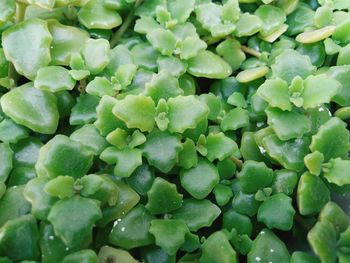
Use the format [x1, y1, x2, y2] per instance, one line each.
[241, 45, 261, 58]
[230, 156, 243, 169]
[110, 0, 143, 48]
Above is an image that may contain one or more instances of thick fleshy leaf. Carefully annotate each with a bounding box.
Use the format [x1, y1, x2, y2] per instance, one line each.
[112, 95, 155, 132]
[180, 158, 220, 199]
[146, 177, 183, 215]
[78, 0, 122, 29]
[149, 219, 189, 255]
[82, 39, 110, 75]
[235, 13, 262, 37]
[167, 95, 208, 133]
[0, 0, 15, 23]
[216, 38, 246, 72]
[48, 196, 102, 248]
[168, 0, 195, 23]
[257, 78, 292, 111]
[0, 83, 59, 134]
[34, 66, 76, 92]
[201, 231, 238, 263]
[257, 193, 295, 231]
[297, 172, 330, 216]
[141, 130, 182, 173]
[109, 205, 155, 249]
[255, 5, 286, 36]
[187, 50, 232, 79]
[266, 107, 311, 140]
[172, 198, 221, 231]
[262, 135, 310, 172]
[307, 221, 336, 263]
[146, 29, 177, 56]
[310, 117, 350, 161]
[2, 18, 52, 80]
[271, 49, 316, 84]
[248, 229, 290, 263]
[48, 20, 89, 66]
[35, 135, 94, 179]
[301, 74, 341, 109]
[323, 158, 350, 186]
[204, 132, 240, 162]
[0, 143, 13, 182]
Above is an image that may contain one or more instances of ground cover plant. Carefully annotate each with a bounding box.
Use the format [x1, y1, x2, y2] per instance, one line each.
[0, 0, 350, 262]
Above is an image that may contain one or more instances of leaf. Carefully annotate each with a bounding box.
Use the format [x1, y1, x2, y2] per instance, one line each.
[266, 107, 311, 140]
[141, 130, 182, 173]
[82, 39, 110, 75]
[187, 50, 232, 79]
[271, 49, 316, 84]
[167, 95, 208, 133]
[172, 198, 221, 231]
[0, 83, 59, 134]
[248, 229, 290, 263]
[35, 135, 93, 179]
[2, 18, 52, 80]
[323, 158, 350, 186]
[0, 0, 15, 23]
[146, 177, 183, 215]
[149, 219, 189, 255]
[146, 29, 177, 56]
[310, 117, 350, 161]
[302, 74, 341, 109]
[112, 95, 156, 132]
[78, 0, 122, 29]
[204, 132, 240, 162]
[257, 78, 292, 111]
[0, 143, 13, 182]
[48, 196, 102, 248]
[307, 221, 337, 263]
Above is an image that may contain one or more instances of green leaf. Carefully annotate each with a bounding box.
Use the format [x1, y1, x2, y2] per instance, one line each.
[0, 83, 59, 134]
[0, 118, 29, 144]
[266, 107, 311, 141]
[297, 172, 330, 216]
[82, 38, 110, 75]
[319, 201, 349, 235]
[323, 158, 350, 186]
[0, 215, 40, 262]
[178, 138, 198, 169]
[146, 177, 183, 215]
[48, 20, 89, 66]
[168, 0, 195, 23]
[109, 205, 155, 249]
[262, 135, 310, 172]
[187, 50, 232, 79]
[301, 74, 341, 109]
[86, 77, 115, 97]
[69, 94, 100, 126]
[167, 95, 208, 133]
[216, 39, 246, 72]
[44, 176, 74, 199]
[2, 18, 52, 80]
[257, 78, 292, 111]
[97, 246, 138, 263]
[0, 0, 15, 23]
[238, 160, 274, 194]
[271, 49, 316, 84]
[62, 250, 98, 263]
[34, 66, 76, 92]
[204, 132, 240, 162]
[48, 196, 102, 248]
[172, 198, 221, 231]
[112, 95, 155, 132]
[78, 0, 122, 29]
[221, 107, 250, 131]
[257, 193, 295, 231]
[200, 231, 238, 263]
[234, 13, 262, 37]
[307, 221, 337, 263]
[145, 71, 183, 102]
[141, 130, 182, 173]
[248, 229, 290, 263]
[35, 135, 93, 179]
[180, 158, 220, 199]
[146, 29, 177, 56]
[255, 5, 286, 36]
[149, 219, 189, 255]
[304, 151, 324, 176]
[0, 143, 13, 182]
[310, 117, 350, 161]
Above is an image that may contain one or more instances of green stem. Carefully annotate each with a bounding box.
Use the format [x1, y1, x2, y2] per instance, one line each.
[9, 3, 27, 84]
[230, 156, 243, 169]
[110, 0, 143, 48]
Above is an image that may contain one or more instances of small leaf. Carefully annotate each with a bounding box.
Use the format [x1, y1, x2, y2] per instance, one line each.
[2, 18, 52, 80]
[167, 95, 208, 133]
[34, 66, 76, 92]
[48, 196, 102, 247]
[204, 132, 240, 162]
[323, 158, 350, 186]
[112, 95, 156, 132]
[82, 39, 110, 75]
[86, 77, 115, 97]
[44, 176, 75, 199]
[149, 219, 189, 255]
[146, 28, 177, 56]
